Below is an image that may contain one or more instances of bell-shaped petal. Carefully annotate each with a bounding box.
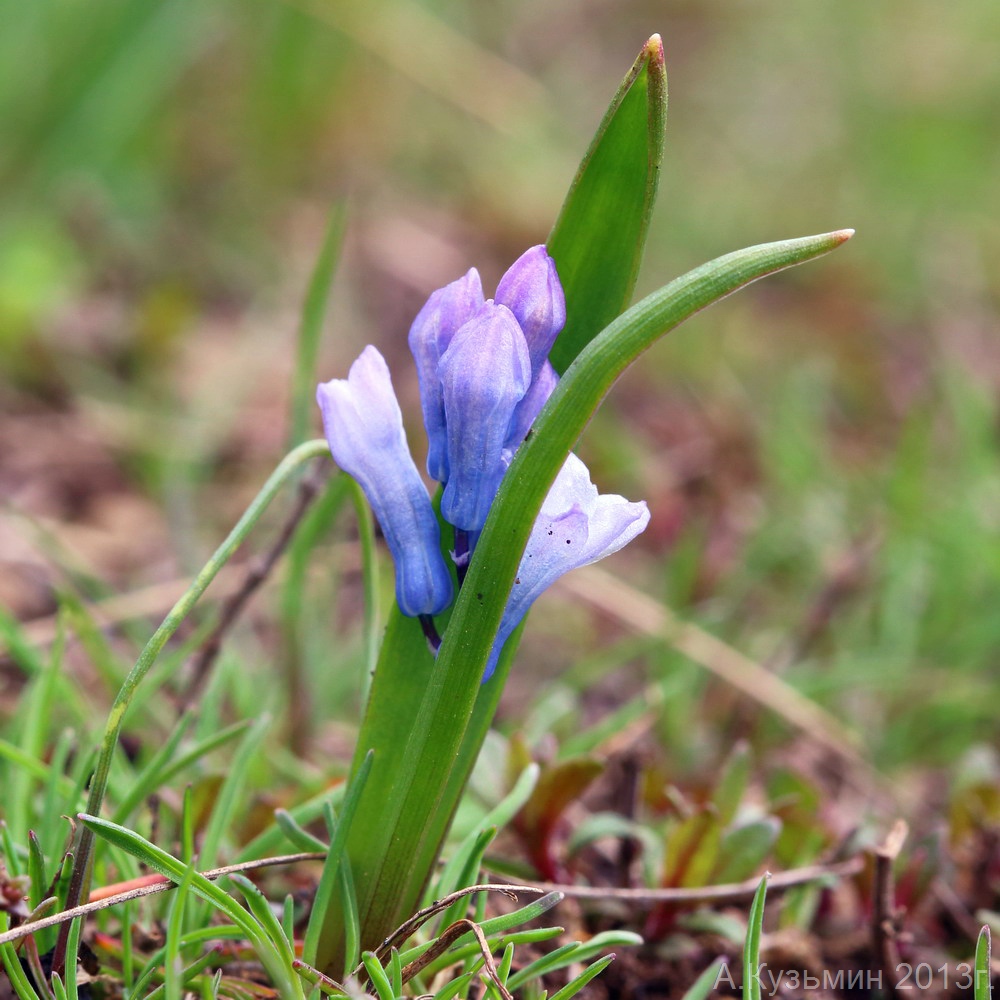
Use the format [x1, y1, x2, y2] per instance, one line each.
[439, 303, 532, 531]
[408, 268, 485, 483]
[495, 245, 566, 376]
[505, 359, 559, 451]
[482, 453, 649, 679]
[317, 346, 454, 617]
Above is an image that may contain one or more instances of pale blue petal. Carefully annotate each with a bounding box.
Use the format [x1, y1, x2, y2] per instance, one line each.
[505, 360, 558, 451]
[317, 346, 454, 617]
[482, 454, 649, 679]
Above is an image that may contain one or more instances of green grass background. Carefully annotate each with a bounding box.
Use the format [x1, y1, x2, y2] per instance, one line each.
[2, 0, 998, 784]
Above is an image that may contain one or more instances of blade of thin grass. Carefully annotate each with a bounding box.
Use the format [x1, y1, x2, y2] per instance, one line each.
[230, 874, 295, 968]
[40, 730, 77, 864]
[289, 203, 346, 449]
[131, 926, 246, 999]
[0, 915, 43, 1000]
[433, 829, 494, 933]
[237, 783, 343, 861]
[187, 715, 272, 931]
[406, 927, 564, 982]
[435, 763, 539, 903]
[145, 949, 220, 1000]
[8, 614, 65, 839]
[0, 822, 22, 875]
[974, 924, 992, 1000]
[196, 714, 271, 873]
[680, 958, 727, 1000]
[505, 931, 639, 991]
[275, 810, 328, 852]
[164, 861, 197, 1000]
[27, 832, 47, 911]
[387, 947, 403, 997]
[55, 438, 329, 970]
[110, 712, 196, 823]
[546, 954, 615, 1000]
[78, 815, 301, 998]
[361, 952, 394, 1000]
[302, 752, 373, 974]
[743, 874, 769, 1000]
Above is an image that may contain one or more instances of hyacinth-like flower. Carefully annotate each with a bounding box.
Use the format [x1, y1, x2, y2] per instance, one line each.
[316, 346, 453, 617]
[317, 244, 649, 677]
[408, 268, 484, 484]
[439, 302, 531, 531]
[481, 453, 650, 680]
[409, 245, 565, 492]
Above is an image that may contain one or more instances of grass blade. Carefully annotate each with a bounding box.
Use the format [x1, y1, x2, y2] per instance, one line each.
[743, 874, 769, 1000]
[975, 924, 992, 1000]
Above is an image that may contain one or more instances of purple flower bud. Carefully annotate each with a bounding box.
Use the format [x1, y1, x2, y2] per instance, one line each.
[505, 360, 558, 451]
[439, 303, 531, 531]
[495, 245, 566, 376]
[482, 453, 649, 680]
[317, 346, 453, 617]
[408, 269, 485, 483]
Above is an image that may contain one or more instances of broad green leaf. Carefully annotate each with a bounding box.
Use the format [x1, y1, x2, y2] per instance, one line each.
[547, 34, 666, 373]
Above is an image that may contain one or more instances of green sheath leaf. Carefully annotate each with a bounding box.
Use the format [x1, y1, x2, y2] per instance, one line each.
[547, 34, 667, 374]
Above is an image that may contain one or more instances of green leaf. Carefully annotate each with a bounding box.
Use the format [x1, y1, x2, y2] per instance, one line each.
[714, 819, 781, 885]
[547, 34, 667, 373]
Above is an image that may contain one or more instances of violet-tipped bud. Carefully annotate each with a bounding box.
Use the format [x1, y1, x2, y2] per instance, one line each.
[495, 245, 566, 377]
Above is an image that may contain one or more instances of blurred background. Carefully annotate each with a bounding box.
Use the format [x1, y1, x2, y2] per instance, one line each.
[1, 0, 998, 786]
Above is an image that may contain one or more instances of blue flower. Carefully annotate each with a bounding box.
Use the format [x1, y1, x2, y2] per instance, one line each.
[409, 245, 564, 491]
[495, 245, 566, 378]
[505, 359, 558, 451]
[407, 269, 485, 484]
[316, 346, 454, 617]
[438, 302, 532, 532]
[316, 244, 649, 652]
[482, 453, 649, 680]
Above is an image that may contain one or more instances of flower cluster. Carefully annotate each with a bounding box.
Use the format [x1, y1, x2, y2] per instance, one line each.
[317, 246, 649, 678]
